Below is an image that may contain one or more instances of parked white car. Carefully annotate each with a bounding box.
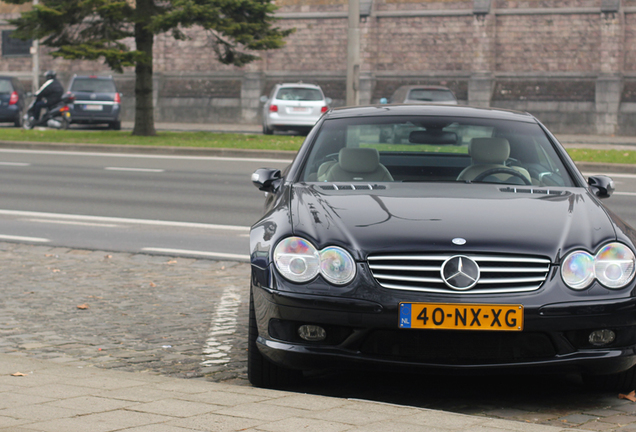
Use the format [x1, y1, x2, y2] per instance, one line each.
[260, 83, 331, 135]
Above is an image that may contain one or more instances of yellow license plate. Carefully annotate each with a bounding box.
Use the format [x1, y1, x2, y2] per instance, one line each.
[399, 303, 523, 331]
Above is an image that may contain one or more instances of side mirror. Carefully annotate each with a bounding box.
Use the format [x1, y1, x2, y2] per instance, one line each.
[325, 97, 332, 105]
[588, 175, 615, 198]
[252, 168, 282, 193]
[379, 98, 388, 105]
[259, 95, 268, 103]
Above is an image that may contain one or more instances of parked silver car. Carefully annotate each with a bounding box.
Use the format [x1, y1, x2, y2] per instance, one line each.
[260, 83, 331, 135]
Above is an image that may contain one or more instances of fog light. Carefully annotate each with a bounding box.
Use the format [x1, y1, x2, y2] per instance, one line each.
[589, 329, 616, 346]
[298, 325, 326, 342]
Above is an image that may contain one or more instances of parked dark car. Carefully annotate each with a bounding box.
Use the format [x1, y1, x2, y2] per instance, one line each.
[388, 85, 458, 105]
[67, 75, 121, 130]
[249, 104, 636, 390]
[0, 76, 26, 127]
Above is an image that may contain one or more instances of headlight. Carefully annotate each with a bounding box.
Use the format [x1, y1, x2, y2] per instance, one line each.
[274, 237, 320, 283]
[561, 251, 595, 290]
[274, 237, 356, 285]
[562, 243, 636, 290]
[594, 243, 636, 288]
[320, 246, 356, 285]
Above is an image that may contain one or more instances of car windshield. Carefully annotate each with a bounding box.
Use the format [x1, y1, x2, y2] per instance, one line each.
[407, 89, 455, 102]
[301, 115, 575, 187]
[275, 87, 323, 101]
[70, 78, 116, 93]
[0, 79, 13, 94]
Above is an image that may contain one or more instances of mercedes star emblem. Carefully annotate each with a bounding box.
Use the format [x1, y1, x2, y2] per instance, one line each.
[441, 255, 480, 290]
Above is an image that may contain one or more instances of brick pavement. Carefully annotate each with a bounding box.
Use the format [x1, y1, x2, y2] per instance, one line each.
[2, 242, 636, 431]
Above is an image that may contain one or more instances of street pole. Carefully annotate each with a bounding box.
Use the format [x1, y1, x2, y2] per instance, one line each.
[31, 0, 39, 93]
[346, 0, 360, 107]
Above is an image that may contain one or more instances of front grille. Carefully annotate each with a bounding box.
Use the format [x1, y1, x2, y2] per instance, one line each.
[360, 330, 556, 364]
[368, 253, 551, 294]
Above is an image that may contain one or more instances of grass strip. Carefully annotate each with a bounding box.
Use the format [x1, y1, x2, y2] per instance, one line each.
[1, 129, 635, 164]
[0, 129, 305, 152]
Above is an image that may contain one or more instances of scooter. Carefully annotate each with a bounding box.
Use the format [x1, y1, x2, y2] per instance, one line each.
[23, 93, 74, 130]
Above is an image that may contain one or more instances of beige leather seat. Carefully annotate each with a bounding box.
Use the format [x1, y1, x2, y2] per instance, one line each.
[319, 148, 394, 182]
[457, 137, 531, 184]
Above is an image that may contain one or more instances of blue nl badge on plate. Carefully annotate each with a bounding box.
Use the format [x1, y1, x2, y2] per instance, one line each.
[399, 303, 411, 328]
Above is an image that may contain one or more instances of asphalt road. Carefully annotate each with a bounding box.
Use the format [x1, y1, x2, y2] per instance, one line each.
[0, 148, 635, 261]
[0, 148, 292, 259]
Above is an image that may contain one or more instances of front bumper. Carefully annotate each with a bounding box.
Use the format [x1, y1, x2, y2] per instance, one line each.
[69, 103, 120, 123]
[252, 282, 636, 376]
[0, 105, 20, 122]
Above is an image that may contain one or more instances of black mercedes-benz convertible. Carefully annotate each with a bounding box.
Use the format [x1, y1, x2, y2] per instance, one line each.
[249, 104, 636, 390]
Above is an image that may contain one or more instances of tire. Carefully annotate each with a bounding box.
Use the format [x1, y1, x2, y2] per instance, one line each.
[23, 116, 34, 130]
[109, 121, 121, 131]
[584, 366, 636, 392]
[14, 114, 23, 128]
[262, 123, 273, 135]
[247, 290, 301, 388]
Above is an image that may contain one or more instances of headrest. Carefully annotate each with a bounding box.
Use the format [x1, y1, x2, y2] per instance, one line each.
[469, 137, 510, 164]
[338, 148, 380, 173]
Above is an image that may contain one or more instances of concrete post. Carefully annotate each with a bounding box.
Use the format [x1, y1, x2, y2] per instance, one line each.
[241, 72, 263, 124]
[596, 76, 623, 135]
[468, 1, 494, 107]
[31, 0, 39, 93]
[152, 73, 161, 121]
[346, 0, 361, 107]
[359, 72, 374, 105]
[596, 0, 623, 134]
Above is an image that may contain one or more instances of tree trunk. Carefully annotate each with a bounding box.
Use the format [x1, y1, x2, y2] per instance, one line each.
[132, 0, 156, 136]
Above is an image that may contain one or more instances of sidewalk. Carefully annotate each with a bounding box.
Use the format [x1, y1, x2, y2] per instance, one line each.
[0, 352, 582, 432]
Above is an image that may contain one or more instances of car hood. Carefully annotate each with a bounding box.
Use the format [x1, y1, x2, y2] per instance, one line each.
[290, 183, 616, 262]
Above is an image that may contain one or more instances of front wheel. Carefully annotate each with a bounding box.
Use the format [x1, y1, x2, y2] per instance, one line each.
[23, 115, 34, 130]
[247, 290, 301, 388]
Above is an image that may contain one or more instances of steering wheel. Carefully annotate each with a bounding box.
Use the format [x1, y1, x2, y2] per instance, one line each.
[471, 168, 531, 185]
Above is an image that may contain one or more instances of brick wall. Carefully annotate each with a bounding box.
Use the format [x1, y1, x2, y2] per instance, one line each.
[3, 0, 636, 133]
[495, 14, 600, 73]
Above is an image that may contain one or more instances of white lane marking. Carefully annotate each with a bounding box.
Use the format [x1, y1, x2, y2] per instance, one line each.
[141, 247, 249, 261]
[26, 218, 120, 228]
[0, 234, 49, 242]
[0, 162, 30, 166]
[0, 210, 249, 232]
[201, 285, 241, 366]
[0, 149, 293, 164]
[105, 167, 165, 173]
[614, 192, 636, 196]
